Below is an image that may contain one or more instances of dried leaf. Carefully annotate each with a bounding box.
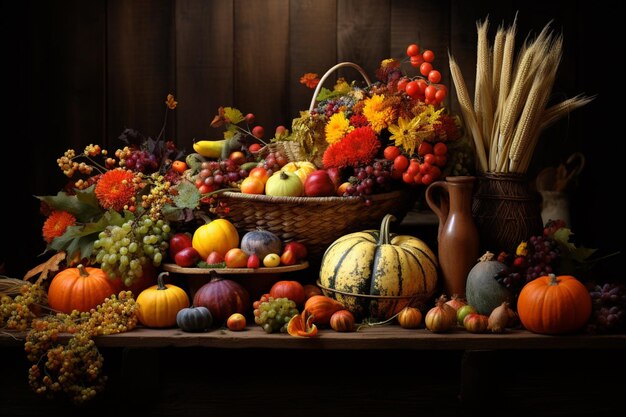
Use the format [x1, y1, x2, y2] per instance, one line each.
[23, 252, 67, 283]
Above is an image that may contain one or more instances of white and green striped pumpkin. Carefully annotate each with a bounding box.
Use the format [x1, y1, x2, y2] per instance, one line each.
[319, 214, 438, 320]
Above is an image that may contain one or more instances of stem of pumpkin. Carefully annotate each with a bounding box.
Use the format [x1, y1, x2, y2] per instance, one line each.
[77, 264, 89, 278]
[156, 271, 169, 290]
[548, 273, 558, 286]
[377, 214, 397, 246]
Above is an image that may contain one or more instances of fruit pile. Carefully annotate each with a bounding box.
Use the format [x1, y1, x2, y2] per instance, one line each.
[168, 223, 308, 269]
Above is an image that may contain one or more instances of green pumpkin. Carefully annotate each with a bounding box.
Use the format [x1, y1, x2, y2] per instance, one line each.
[319, 214, 438, 320]
[176, 305, 213, 332]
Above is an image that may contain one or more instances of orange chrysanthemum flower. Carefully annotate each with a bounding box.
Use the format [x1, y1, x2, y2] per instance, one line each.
[322, 126, 380, 169]
[95, 169, 136, 211]
[300, 72, 320, 89]
[42, 211, 77, 243]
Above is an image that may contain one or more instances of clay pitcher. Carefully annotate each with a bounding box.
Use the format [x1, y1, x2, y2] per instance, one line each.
[425, 176, 480, 298]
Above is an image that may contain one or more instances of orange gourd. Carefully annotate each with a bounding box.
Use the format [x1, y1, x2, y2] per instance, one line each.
[47, 264, 118, 313]
[303, 295, 344, 326]
[136, 272, 190, 328]
[517, 273, 592, 335]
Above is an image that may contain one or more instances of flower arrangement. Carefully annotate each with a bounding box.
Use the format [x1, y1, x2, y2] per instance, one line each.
[272, 44, 475, 201]
[36, 95, 198, 287]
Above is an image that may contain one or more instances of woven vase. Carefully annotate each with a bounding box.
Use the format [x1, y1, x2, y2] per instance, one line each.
[472, 172, 543, 254]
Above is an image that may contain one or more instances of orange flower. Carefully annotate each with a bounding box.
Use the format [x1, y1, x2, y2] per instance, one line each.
[165, 94, 178, 110]
[42, 211, 77, 243]
[300, 73, 320, 89]
[95, 169, 136, 211]
[322, 126, 380, 168]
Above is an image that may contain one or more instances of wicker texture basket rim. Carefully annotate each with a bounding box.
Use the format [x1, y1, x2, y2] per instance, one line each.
[219, 189, 408, 205]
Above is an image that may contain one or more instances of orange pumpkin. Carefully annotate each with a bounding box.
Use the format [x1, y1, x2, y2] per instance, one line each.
[303, 295, 344, 326]
[47, 264, 118, 313]
[136, 272, 190, 328]
[517, 273, 592, 335]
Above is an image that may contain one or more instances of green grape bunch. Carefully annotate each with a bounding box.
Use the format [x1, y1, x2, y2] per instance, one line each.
[93, 215, 171, 286]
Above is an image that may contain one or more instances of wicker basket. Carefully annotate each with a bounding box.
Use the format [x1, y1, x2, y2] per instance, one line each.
[215, 189, 416, 264]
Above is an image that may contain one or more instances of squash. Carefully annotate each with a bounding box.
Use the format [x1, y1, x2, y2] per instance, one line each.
[47, 264, 118, 314]
[303, 295, 344, 326]
[329, 310, 355, 332]
[193, 273, 250, 326]
[136, 272, 190, 328]
[465, 251, 512, 315]
[397, 306, 423, 329]
[319, 214, 438, 320]
[192, 218, 239, 259]
[517, 273, 592, 335]
[240, 229, 282, 260]
[265, 171, 303, 197]
[176, 306, 212, 332]
[280, 161, 317, 185]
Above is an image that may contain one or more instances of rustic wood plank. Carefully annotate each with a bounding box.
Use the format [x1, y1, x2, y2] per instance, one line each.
[175, 0, 234, 152]
[234, 0, 290, 132]
[337, 0, 391, 83]
[3, 327, 624, 350]
[288, 0, 338, 118]
[107, 0, 175, 146]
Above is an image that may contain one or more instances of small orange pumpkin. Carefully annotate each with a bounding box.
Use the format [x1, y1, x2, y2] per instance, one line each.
[303, 295, 344, 326]
[47, 264, 118, 313]
[517, 273, 592, 335]
[330, 309, 355, 332]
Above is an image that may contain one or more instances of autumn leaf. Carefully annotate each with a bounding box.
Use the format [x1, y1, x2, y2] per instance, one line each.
[23, 252, 67, 284]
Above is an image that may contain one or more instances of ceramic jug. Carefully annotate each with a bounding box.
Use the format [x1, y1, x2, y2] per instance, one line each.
[425, 176, 480, 298]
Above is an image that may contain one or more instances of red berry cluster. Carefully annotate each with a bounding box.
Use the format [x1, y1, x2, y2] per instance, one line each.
[397, 43, 447, 106]
[386, 142, 448, 186]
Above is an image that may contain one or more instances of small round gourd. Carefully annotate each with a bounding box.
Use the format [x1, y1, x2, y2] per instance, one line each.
[136, 272, 190, 328]
[240, 229, 282, 260]
[465, 252, 513, 315]
[265, 171, 303, 197]
[176, 306, 212, 332]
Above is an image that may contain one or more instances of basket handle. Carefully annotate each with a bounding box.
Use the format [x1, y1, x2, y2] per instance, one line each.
[308, 62, 372, 112]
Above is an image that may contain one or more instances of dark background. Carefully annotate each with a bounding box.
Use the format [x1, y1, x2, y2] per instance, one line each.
[0, 2, 624, 416]
[1, 0, 623, 277]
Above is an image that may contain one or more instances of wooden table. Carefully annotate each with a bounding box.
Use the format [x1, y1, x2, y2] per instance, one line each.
[2, 327, 624, 417]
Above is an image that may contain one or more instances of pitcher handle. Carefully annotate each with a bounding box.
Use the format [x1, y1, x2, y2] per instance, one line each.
[425, 180, 450, 240]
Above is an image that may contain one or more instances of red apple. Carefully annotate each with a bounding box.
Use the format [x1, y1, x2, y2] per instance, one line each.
[284, 241, 307, 261]
[325, 167, 342, 188]
[169, 233, 193, 259]
[304, 169, 336, 197]
[206, 250, 224, 265]
[174, 246, 201, 267]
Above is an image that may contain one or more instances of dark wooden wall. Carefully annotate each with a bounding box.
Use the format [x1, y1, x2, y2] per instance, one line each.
[1, 0, 623, 278]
